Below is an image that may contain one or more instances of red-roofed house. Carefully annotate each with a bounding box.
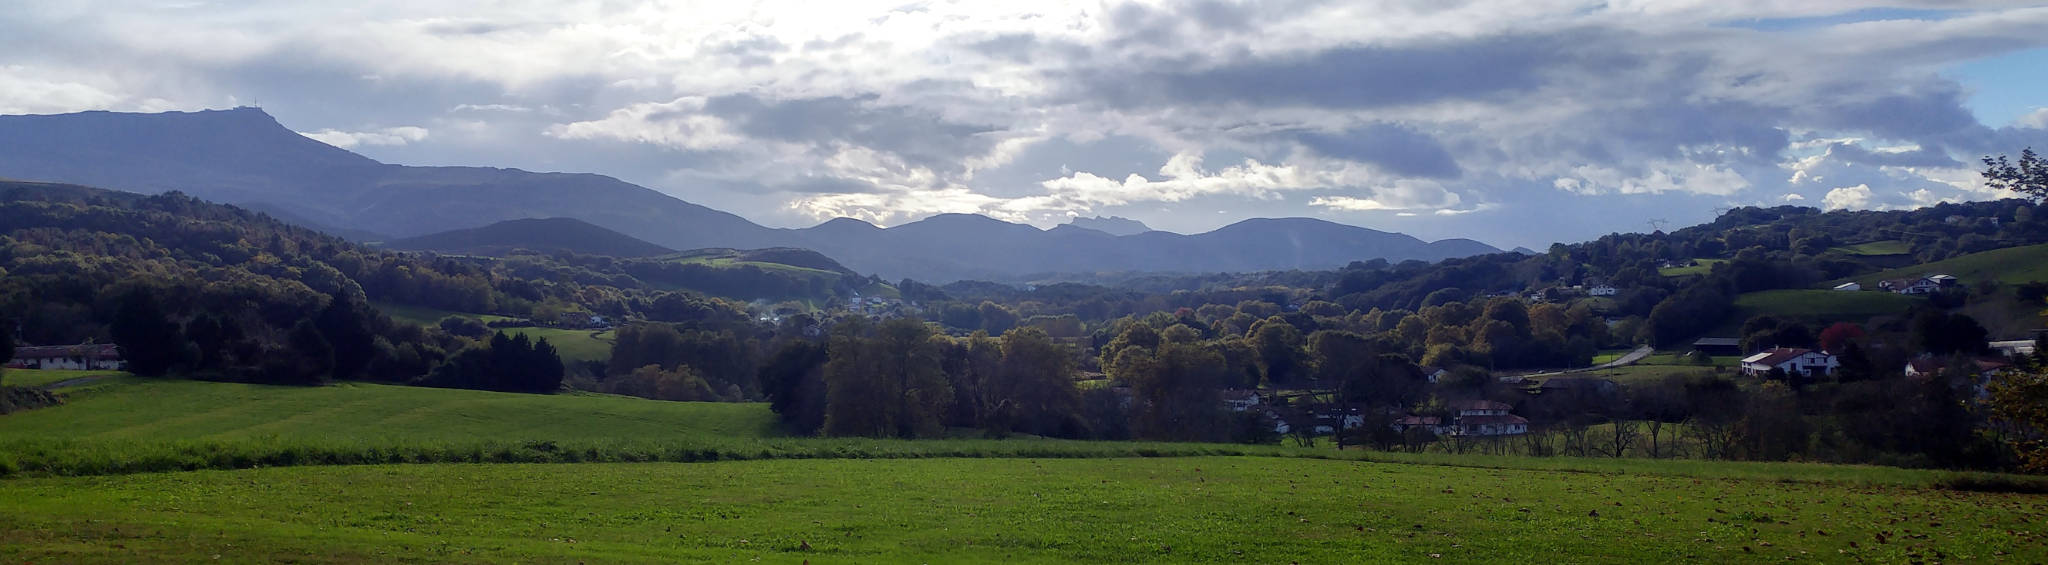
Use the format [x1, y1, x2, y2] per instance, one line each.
[1740, 348, 1838, 377]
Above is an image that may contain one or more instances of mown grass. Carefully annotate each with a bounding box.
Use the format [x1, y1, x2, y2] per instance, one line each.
[0, 379, 777, 444]
[1834, 239, 1912, 256]
[372, 303, 616, 361]
[0, 369, 125, 389]
[1837, 242, 2048, 287]
[1701, 289, 1923, 337]
[5, 457, 2047, 564]
[1658, 258, 1725, 277]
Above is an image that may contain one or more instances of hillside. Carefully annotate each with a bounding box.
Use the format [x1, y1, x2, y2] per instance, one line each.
[383, 217, 674, 257]
[0, 109, 1503, 281]
[1836, 243, 2048, 288]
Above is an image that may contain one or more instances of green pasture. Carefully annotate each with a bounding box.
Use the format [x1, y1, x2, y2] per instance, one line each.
[1658, 258, 1724, 277]
[0, 369, 126, 389]
[0, 379, 777, 446]
[1701, 289, 1922, 337]
[1837, 242, 2048, 288]
[1834, 240, 1911, 256]
[4, 457, 2046, 564]
[372, 302, 615, 362]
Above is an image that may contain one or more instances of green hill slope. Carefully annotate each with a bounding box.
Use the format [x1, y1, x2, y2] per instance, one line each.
[1703, 289, 1924, 337]
[0, 378, 778, 443]
[1836, 243, 2048, 288]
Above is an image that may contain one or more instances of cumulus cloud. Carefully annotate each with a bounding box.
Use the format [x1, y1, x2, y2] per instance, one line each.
[1822, 184, 1874, 210]
[299, 126, 429, 148]
[2019, 108, 2048, 130]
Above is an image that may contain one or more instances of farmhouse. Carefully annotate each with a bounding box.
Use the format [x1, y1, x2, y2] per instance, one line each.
[1878, 274, 1955, 295]
[1220, 389, 1263, 412]
[5, 343, 124, 371]
[1420, 366, 1450, 384]
[1740, 348, 1838, 378]
[1450, 399, 1529, 436]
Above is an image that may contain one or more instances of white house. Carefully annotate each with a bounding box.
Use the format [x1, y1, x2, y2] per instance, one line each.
[1833, 282, 1861, 291]
[1740, 348, 1839, 377]
[1220, 389, 1263, 412]
[1451, 400, 1529, 436]
[1879, 275, 1952, 295]
[1421, 366, 1450, 384]
[5, 344, 124, 371]
[1587, 285, 1619, 297]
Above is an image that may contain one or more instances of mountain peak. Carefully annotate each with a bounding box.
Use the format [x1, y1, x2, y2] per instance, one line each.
[1064, 215, 1153, 236]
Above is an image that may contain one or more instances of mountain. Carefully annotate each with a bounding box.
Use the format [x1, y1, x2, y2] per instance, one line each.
[0, 108, 1503, 281]
[1064, 215, 1153, 236]
[384, 217, 674, 257]
[0, 108, 776, 250]
[776, 215, 1504, 282]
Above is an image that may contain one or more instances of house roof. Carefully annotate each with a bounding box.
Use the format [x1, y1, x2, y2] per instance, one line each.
[1220, 389, 1261, 402]
[10, 344, 121, 360]
[1460, 414, 1530, 426]
[1452, 399, 1513, 412]
[1742, 348, 1812, 366]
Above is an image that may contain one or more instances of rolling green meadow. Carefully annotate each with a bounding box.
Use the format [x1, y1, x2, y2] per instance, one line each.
[4, 376, 2048, 562]
[374, 303, 617, 362]
[1838, 243, 2048, 288]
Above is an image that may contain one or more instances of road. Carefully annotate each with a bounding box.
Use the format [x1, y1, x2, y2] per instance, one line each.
[1516, 345, 1654, 379]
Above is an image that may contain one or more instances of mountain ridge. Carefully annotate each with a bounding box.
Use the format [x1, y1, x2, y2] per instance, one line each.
[383, 217, 675, 257]
[0, 107, 1506, 281]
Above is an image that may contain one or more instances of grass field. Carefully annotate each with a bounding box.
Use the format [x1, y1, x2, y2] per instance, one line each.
[1837, 242, 2048, 288]
[372, 302, 616, 362]
[1701, 289, 1923, 337]
[1563, 364, 1722, 386]
[5, 457, 2047, 563]
[1658, 258, 1725, 277]
[0, 369, 125, 389]
[1834, 239, 1912, 256]
[0, 378, 778, 445]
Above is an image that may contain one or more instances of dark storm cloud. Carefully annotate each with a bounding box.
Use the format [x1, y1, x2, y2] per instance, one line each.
[1291, 123, 1462, 179]
[1082, 31, 1631, 110]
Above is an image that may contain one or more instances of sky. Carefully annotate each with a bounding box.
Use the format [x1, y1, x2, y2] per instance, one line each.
[2, 1, 2046, 249]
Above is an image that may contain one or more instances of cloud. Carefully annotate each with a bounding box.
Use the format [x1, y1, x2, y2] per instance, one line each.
[299, 126, 429, 148]
[1781, 193, 1805, 201]
[1552, 160, 1750, 196]
[1822, 184, 1873, 210]
[2019, 108, 2048, 130]
[1291, 123, 1462, 179]
[5, 1, 2047, 245]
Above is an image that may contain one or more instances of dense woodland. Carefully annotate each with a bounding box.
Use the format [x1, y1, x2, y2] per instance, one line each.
[6, 172, 2048, 472]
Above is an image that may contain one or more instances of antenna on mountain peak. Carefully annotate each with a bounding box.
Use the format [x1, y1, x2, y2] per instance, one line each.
[1646, 219, 1668, 232]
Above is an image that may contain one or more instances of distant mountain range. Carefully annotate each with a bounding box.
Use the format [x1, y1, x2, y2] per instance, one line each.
[384, 217, 674, 257]
[1065, 215, 1153, 236]
[0, 108, 1505, 281]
